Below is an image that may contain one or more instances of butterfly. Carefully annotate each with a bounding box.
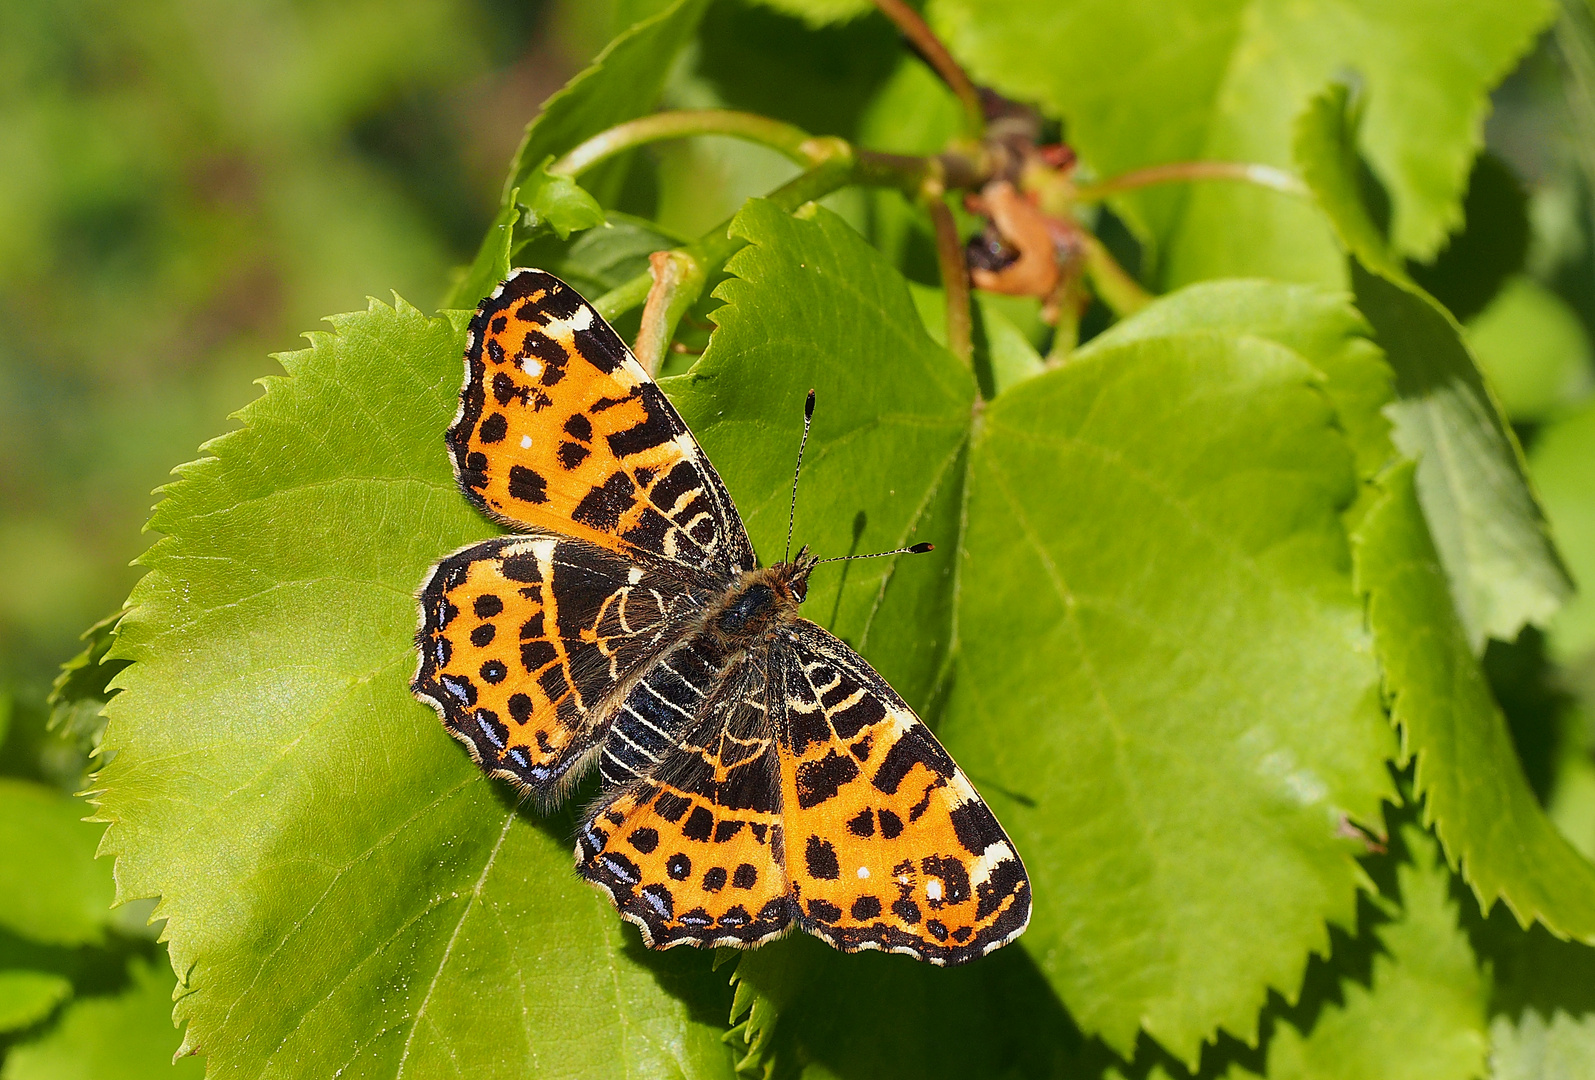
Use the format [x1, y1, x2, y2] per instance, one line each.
[411, 268, 1030, 964]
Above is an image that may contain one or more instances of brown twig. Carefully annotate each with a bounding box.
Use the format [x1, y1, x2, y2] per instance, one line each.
[924, 182, 973, 369]
[872, 0, 985, 137]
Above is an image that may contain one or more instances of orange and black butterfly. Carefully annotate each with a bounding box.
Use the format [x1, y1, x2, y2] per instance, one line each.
[412, 269, 1029, 964]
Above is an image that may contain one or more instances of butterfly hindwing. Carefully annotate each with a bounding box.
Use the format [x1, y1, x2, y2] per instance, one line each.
[450, 269, 754, 576]
[773, 622, 1031, 965]
[577, 647, 793, 947]
[413, 532, 716, 798]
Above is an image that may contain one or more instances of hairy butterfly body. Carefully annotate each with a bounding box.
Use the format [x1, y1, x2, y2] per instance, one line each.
[413, 268, 1029, 964]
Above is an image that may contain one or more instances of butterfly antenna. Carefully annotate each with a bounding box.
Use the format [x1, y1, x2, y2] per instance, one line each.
[785, 389, 816, 563]
[815, 542, 935, 565]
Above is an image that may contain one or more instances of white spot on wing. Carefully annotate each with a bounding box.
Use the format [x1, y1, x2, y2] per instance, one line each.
[569, 304, 594, 331]
[522, 356, 544, 379]
[926, 879, 943, 901]
[857, 866, 870, 879]
[520, 434, 533, 449]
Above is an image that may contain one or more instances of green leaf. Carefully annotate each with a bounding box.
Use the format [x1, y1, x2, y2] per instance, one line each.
[1233, 822, 1488, 1080]
[502, 0, 707, 200]
[0, 971, 71, 1036]
[0, 959, 203, 1080]
[929, 0, 1553, 285]
[956, 329, 1393, 1064]
[519, 213, 686, 300]
[1297, 81, 1572, 650]
[1532, 398, 1595, 664]
[1081, 279, 1395, 480]
[0, 780, 113, 947]
[674, 201, 1394, 1065]
[666, 200, 975, 711]
[518, 158, 606, 241]
[1352, 460, 1595, 941]
[445, 192, 518, 312]
[1469, 276, 1595, 423]
[92, 298, 736, 1079]
[1482, 910, 1595, 1080]
[46, 612, 126, 764]
[447, 0, 709, 307]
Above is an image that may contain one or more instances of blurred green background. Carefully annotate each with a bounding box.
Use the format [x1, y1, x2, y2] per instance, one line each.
[0, 0, 621, 751]
[3, 0, 1595, 1070]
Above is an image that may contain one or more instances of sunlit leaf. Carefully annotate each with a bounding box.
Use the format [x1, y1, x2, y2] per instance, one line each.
[93, 297, 736, 1079]
[1296, 81, 1571, 650]
[1352, 461, 1595, 940]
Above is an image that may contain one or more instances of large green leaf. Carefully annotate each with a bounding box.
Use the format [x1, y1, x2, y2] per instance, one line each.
[953, 328, 1392, 1064]
[674, 203, 1393, 1066]
[1351, 460, 1595, 940]
[446, 0, 709, 308]
[0, 780, 113, 948]
[1231, 822, 1488, 1080]
[928, 0, 1552, 287]
[1, 959, 203, 1080]
[1080, 279, 1395, 480]
[1296, 82, 1572, 650]
[92, 298, 736, 1079]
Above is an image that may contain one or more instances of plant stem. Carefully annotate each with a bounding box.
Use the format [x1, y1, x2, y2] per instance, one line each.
[594, 146, 857, 323]
[1073, 161, 1309, 201]
[871, 0, 985, 137]
[550, 110, 824, 177]
[633, 251, 708, 376]
[1080, 233, 1152, 317]
[924, 184, 973, 369]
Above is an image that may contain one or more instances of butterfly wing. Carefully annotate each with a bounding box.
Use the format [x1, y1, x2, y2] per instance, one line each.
[576, 641, 794, 948]
[773, 621, 1030, 965]
[449, 269, 755, 576]
[413, 532, 718, 800]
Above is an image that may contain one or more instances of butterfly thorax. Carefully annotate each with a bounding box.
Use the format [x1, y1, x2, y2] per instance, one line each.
[707, 550, 818, 649]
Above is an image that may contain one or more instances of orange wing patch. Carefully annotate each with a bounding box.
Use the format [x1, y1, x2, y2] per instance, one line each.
[412, 532, 711, 799]
[774, 623, 1030, 965]
[578, 780, 789, 948]
[449, 269, 753, 575]
[578, 659, 794, 947]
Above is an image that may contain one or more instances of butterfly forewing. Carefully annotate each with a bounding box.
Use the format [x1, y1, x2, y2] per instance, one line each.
[774, 622, 1031, 964]
[450, 268, 754, 576]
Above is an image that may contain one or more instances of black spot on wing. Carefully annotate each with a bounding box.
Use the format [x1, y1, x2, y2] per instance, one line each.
[795, 750, 859, 809]
[478, 413, 507, 443]
[872, 729, 955, 795]
[949, 800, 1006, 855]
[571, 471, 637, 532]
[607, 385, 680, 459]
[804, 835, 840, 880]
[508, 465, 548, 504]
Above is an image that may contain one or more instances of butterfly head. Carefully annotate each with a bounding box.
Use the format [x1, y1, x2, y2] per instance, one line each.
[777, 544, 821, 604]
